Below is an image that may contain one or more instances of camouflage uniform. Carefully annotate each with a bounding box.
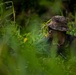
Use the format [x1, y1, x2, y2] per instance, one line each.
[47, 16, 76, 59]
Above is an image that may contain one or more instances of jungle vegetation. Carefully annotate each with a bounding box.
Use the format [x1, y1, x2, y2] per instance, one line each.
[0, 0, 76, 75]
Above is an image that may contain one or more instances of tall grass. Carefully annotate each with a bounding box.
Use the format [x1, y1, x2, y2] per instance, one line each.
[0, 1, 76, 75]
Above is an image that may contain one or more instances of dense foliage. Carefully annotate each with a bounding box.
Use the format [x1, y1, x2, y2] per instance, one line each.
[0, 1, 76, 75]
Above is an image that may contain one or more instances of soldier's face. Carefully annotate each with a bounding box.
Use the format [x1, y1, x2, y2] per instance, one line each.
[49, 29, 63, 38]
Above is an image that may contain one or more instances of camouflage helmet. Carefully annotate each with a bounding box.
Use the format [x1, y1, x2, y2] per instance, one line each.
[47, 16, 68, 31]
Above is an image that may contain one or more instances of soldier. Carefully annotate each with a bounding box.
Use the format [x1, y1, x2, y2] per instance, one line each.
[47, 15, 76, 59]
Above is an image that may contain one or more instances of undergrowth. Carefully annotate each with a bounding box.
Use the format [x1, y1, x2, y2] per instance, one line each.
[0, 1, 76, 75]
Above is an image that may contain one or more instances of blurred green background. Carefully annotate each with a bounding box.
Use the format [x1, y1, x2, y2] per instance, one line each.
[0, 0, 76, 75]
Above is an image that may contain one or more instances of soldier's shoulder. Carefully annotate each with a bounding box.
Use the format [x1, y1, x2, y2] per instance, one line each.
[66, 34, 76, 44]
